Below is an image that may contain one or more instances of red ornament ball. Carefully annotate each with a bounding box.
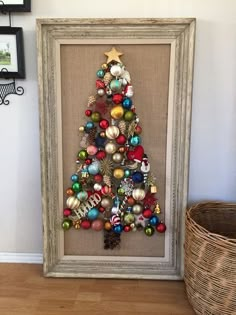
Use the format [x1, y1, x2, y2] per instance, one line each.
[81, 220, 91, 229]
[124, 225, 131, 232]
[63, 208, 72, 217]
[156, 222, 166, 233]
[135, 125, 142, 135]
[99, 119, 109, 129]
[99, 206, 105, 213]
[96, 150, 106, 160]
[85, 158, 92, 165]
[142, 208, 153, 219]
[116, 134, 127, 145]
[91, 219, 104, 231]
[87, 190, 93, 197]
[85, 109, 92, 117]
[101, 185, 112, 195]
[94, 174, 103, 183]
[112, 94, 123, 104]
[127, 196, 135, 206]
[96, 79, 105, 89]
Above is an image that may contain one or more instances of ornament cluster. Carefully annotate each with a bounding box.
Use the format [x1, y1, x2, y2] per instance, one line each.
[62, 48, 166, 249]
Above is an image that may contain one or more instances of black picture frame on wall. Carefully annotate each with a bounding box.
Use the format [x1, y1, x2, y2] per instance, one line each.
[0, 0, 31, 12]
[0, 27, 25, 79]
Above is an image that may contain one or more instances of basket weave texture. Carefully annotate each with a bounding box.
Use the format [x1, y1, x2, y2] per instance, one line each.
[184, 202, 236, 315]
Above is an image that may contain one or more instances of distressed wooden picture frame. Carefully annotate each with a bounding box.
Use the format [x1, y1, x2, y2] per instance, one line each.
[37, 18, 195, 279]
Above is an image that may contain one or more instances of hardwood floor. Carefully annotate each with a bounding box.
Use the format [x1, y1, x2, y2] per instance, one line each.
[0, 264, 195, 315]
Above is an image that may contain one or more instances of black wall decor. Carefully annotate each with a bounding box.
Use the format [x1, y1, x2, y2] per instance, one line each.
[0, 27, 25, 79]
[0, 0, 31, 12]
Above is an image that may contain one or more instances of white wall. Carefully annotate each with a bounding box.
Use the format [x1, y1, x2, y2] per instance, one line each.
[0, 0, 235, 255]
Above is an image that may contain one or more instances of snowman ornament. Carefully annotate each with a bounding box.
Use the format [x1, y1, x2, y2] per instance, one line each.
[140, 154, 150, 183]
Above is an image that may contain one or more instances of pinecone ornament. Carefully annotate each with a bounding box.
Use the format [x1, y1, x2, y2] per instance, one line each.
[104, 230, 121, 249]
[103, 72, 113, 86]
[103, 175, 111, 187]
[118, 120, 127, 135]
[88, 95, 96, 107]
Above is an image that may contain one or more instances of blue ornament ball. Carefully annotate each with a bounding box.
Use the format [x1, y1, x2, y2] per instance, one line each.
[85, 121, 95, 130]
[113, 224, 123, 234]
[122, 97, 132, 110]
[77, 191, 88, 201]
[88, 161, 100, 175]
[95, 136, 106, 148]
[130, 135, 141, 146]
[96, 69, 105, 78]
[71, 174, 79, 182]
[87, 208, 99, 220]
[113, 198, 120, 207]
[149, 215, 159, 226]
[132, 171, 144, 183]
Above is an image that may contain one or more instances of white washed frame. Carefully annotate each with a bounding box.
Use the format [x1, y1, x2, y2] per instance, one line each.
[37, 18, 196, 279]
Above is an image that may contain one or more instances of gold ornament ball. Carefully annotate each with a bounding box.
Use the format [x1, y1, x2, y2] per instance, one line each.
[101, 197, 113, 208]
[113, 168, 124, 179]
[101, 63, 108, 70]
[105, 142, 117, 154]
[110, 105, 124, 120]
[104, 221, 112, 231]
[105, 126, 120, 139]
[112, 152, 123, 163]
[132, 188, 146, 201]
[132, 203, 143, 214]
[79, 126, 85, 132]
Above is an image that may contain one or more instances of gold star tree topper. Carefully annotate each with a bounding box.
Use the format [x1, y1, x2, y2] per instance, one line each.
[104, 47, 123, 64]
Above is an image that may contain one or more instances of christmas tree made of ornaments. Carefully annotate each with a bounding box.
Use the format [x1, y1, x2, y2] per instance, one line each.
[62, 47, 166, 249]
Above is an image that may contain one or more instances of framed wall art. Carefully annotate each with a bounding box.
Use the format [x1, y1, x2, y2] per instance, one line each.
[0, 27, 25, 78]
[0, 0, 31, 12]
[37, 18, 196, 279]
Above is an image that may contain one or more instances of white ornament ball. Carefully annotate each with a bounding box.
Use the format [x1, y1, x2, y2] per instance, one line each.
[132, 188, 146, 201]
[66, 196, 80, 209]
[111, 206, 120, 215]
[94, 183, 102, 191]
[105, 126, 120, 139]
[110, 65, 122, 77]
[97, 88, 105, 96]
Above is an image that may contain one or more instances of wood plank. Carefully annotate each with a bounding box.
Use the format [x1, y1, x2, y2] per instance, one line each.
[0, 264, 195, 315]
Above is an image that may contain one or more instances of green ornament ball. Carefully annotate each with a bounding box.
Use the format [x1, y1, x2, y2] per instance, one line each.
[62, 219, 72, 230]
[110, 79, 122, 92]
[91, 112, 101, 123]
[124, 213, 135, 224]
[77, 149, 88, 160]
[124, 169, 131, 177]
[124, 110, 134, 121]
[117, 187, 125, 196]
[144, 225, 155, 236]
[72, 182, 82, 192]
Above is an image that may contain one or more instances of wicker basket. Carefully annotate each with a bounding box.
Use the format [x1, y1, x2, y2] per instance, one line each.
[184, 202, 236, 315]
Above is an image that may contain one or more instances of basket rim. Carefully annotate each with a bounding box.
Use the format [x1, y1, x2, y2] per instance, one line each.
[186, 202, 236, 244]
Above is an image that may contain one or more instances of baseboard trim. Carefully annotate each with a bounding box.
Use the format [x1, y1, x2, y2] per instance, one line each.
[0, 252, 43, 264]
